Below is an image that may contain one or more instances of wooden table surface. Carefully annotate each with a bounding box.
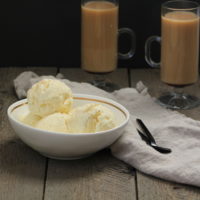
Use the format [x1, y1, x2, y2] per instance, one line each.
[1, 66, 200, 200]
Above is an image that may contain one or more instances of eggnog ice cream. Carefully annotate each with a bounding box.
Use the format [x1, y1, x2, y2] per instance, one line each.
[66, 103, 116, 133]
[22, 79, 116, 133]
[35, 113, 70, 133]
[27, 79, 73, 117]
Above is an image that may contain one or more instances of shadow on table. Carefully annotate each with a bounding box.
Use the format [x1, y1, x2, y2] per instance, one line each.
[0, 139, 135, 181]
[46, 148, 136, 181]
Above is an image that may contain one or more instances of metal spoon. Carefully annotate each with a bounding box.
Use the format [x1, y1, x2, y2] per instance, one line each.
[136, 118, 172, 154]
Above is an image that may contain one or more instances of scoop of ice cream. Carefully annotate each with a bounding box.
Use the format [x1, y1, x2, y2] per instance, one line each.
[21, 103, 116, 134]
[66, 103, 116, 133]
[21, 113, 41, 127]
[35, 113, 70, 133]
[27, 79, 73, 117]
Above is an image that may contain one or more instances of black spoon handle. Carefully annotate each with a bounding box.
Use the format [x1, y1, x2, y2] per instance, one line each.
[151, 144, 172, 154]
[136, 119, 156, 143]
[136, 119, 172, 154]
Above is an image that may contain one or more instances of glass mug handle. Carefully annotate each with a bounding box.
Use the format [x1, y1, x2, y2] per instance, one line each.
[118, 28, 136, 59]
[145, 36, 161, 68]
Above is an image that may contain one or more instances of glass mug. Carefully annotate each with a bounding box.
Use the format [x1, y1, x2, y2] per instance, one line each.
[145, 0, 200, 109]
[81, 0, 136, 91]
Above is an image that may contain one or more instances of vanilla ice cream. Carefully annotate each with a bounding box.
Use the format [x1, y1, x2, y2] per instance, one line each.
[65, 103, 116, 133]
[35, 113, 70, 133]
[22, 79, 116, 133]
[27, 79, 73, 117]
[21, 113, 41, 127]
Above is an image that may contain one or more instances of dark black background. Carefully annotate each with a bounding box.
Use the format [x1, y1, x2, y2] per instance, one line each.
[0, 0, 199, 68]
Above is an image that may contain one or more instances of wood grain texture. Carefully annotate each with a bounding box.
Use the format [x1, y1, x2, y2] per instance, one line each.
[0, 67, 57, 200]
[27, 66, 58, 76]
[131, 68, 200, 200]
[137, 172, 200, 200]
[59, 68, 129, 89]
[44, 68, 137, 200]
[45, 150, 136, 200]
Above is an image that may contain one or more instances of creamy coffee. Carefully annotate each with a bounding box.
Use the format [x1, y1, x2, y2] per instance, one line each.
[161, 11, 199, 86]
[81, 1, 118, 73]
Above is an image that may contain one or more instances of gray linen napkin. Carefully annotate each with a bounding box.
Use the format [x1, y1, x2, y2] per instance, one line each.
[14, 71, 200, 187]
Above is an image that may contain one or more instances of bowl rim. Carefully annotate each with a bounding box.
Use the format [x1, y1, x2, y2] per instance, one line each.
[7, 93, 130, 136]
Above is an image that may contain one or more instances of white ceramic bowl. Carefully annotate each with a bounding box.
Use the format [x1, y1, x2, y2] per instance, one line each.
[7, 94, 129, 160]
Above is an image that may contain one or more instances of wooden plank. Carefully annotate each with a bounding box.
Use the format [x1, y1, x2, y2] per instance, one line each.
[137, 172, 200, 200]
[44, 68, 137, 200]
[0, 67, 57, 200]
[27, 66, 58, 76]
[46, 150, 136, 200]
[131, 69, 200, 200]
[59, 68, 129, 89]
